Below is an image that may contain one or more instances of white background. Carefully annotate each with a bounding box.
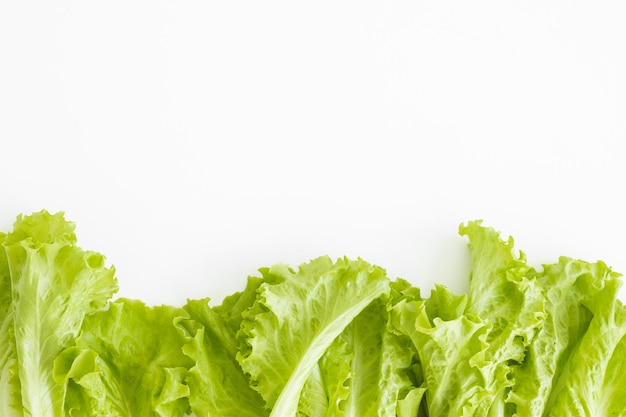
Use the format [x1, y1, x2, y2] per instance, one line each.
[1, 1, 625, 305]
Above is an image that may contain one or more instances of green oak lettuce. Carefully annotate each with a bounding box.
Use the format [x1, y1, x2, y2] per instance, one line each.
[55, 299, 192, 417]
[179, 261, 424, 417]
[236, 257, 390, 417]
[1, 211, 118, 417]
[390, 221, 545, 416]
[176, 292, 268, 417]
[506, 258, 609, 415]
[545, 272, 626, 416]
[0, 231, 23, 417]
[390, 287, 490, 416]
[297, 294, 423, 417]
[389, 221, 626, 417]
[1, 210, 626, 417]
[508, 258, 626, 417]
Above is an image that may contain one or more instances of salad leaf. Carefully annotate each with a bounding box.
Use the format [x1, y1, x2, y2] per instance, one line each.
[390, 294, 492, 416]
[56, 299, 192, 417]
[298, 297, 421, 417]
[389, 280, 428, 417]
[297, 278, 426, 417]
[297, 333, 351, 417]
[545, 273, 626, 416]
[2, 211, 118, 417]
[506, 257, 624, 416]
[459, 221, 546, 414]
[237, 256, 390, 417]
[2, 210, 625, 417]
[391, 222, 546, 416]
[178, 290, 268, 417]
[0, 231, 23, 417]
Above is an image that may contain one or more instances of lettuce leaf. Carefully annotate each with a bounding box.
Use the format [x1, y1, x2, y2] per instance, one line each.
[2, 211, 626, 417]
[459, 221, 546, 415]
[390, 295, 492, 416]
[505, 258, 605, 415]
[56, 299, 192, 417]
[391, 222, 546, 416]
[0, 231, 23, 417]
[297, 278, 426, 417]
[546, 274, 626, 416]
[2, 211, 118, 417]
[297, 334, 351, 417]
[178, 288, 268, 417]
[237, 256, 390, 417]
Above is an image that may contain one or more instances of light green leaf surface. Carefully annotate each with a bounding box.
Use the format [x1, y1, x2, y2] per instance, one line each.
[459, 221, 546, 415]
[2, 211, 118, 417]
[544, 264, 626, 416]
[297, 278, 425, 417]
[297, 329, 351, 417]
[0, 231, 23, 417]
[237, 256, 390, 417]
[2, 212, 625, 417]
[298, 298, 420, 417]
[391, 297, 493, 416]
[178, 293, 268, 417]
[57, 299, 192, 417]
[506, 258, 624, 417]
[332, 301, 391, 417]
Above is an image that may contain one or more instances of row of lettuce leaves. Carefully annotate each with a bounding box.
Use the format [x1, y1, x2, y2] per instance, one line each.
[1, 210, 625, 416]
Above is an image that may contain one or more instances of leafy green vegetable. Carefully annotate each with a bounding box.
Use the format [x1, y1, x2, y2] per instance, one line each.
[390, 291, 489, 416]
[390, 221, 626, 417]
[236, 257, 390, 417]
[296, 278, 425, 417]
[1, 211, 118, 417]
[0, 231, 23, 417]
[1, 210, 625, 417]
[506, 257, 616, 415]
[545, 275, 626, 416]
[460, 221, 546, 415]
[177, 292, 268, 417]
[56, 299, 192, 416]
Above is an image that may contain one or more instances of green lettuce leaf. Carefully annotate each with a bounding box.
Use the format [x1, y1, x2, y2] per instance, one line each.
[390, 295, 492, 416]
[598, 303, 626, 415]
[390, 279, 428, 417]
[4, 211, 626, 417]
[2, 211, 118, 417]
[297, 334, 351, 417]
[298, 300, 417, 417]
[459, 221, 546, 415]
[0, 231, 23, 416]
[177, 288, 268, 417]
[506, 258, 624, 416]
[546, 274, 626, 416]
[56, 298, 192, 417]
[237, 256, 390, 417]
[297, 279, 425, 417]
[390, 222, 546, 416]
